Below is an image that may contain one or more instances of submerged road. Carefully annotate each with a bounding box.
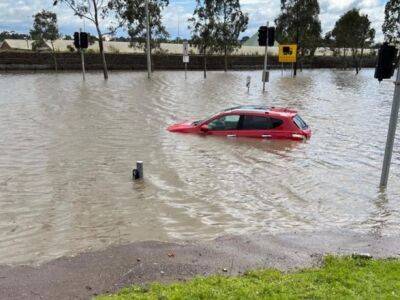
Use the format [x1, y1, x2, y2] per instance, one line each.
[1, 230, 400, 300]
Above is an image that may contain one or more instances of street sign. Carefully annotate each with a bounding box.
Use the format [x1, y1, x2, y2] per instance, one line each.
[262, 70, 269, 83]
[183, 55, 189, 63]
[278, 45, 297, 63]
[183, 41, 189, 56]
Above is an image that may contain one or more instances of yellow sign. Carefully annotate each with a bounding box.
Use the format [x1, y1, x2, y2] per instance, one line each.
[278, 45, 297, 63]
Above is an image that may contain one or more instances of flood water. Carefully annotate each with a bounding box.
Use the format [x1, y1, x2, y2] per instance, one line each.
[0, 69, 399, 265]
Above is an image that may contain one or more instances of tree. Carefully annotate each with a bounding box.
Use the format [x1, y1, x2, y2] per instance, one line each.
[275, 0, 322, 76]
[0, 31, 29, 41]
[214, 0, 248, 72]
[331, 9, 375, 74]
[383, 0, 400, 45]
[53, 0, 115, 79]
[30, 10, 60, 72]
[111, 0, 169, 57]
[189, 0, 219, 78]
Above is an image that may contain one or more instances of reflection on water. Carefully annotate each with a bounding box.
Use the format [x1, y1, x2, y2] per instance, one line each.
[0, 69, 399, 265]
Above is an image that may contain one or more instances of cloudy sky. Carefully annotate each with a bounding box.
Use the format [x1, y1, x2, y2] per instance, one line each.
[0, 0, 388, 40]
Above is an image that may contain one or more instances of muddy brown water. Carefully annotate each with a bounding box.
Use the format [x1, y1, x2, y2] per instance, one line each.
[0, 69, 399, 265]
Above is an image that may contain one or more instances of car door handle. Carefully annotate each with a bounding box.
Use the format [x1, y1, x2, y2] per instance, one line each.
[262, 134, 272, 138]
[227, 134, 236, 138]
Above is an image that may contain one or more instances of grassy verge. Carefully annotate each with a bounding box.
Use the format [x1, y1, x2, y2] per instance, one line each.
[97, 256, 400, 299]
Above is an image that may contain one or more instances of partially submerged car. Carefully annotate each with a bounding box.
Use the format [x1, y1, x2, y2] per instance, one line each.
[167, 105, 311, 140]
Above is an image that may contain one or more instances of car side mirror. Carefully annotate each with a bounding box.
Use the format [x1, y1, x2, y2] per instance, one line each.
[200, 124, 209, 132]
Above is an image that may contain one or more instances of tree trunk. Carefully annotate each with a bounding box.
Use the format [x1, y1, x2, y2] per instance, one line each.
[51, 41, 58, 72]
[293, 9, 300, 77]
[359, 47, 365, 73]
[299, 55, 303, 72]
[97, 29, 108, 80]
[294, 31, 299, 77]
[223, 3, 228, 73]
[224, 46, 228, 72]
[352, 49, 358, 75]
[203, 45, 207, 79]
[150, 31, 153, 73]
[93, 0, 108, 80]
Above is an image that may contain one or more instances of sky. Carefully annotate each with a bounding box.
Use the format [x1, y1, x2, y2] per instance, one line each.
[0, 0, 388, 41]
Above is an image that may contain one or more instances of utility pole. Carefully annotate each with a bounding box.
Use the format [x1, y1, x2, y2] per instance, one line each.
[262, 22, 269, 92]
[145, 0, 151, 79]
[380, 64, 400, 188]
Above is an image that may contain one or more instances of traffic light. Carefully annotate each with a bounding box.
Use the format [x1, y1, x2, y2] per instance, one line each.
[74, 32, 80, 48]
[80, 32, 89, 49]
[74, 32, 89, 49]
[258, 26, 268, 46]
[375, 42, 398, 82]
[267, 27, 275, 46]
[258, 26, 275, 47]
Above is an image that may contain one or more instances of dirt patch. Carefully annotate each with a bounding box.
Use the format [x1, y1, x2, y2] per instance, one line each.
[1, 230, 399, 300]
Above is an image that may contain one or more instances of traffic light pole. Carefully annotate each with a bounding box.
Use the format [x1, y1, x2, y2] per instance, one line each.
[262, 22, 269, 92]
[80, 48, 86, 81]
[380, 64, 400, 188]
[79, 28, 85, 81]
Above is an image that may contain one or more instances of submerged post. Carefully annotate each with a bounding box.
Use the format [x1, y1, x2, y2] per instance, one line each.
[185, 62, 187, 80]
[246, 76, 251, 93]
[380, 65, 400, 187]
[133, 161, 144, 180]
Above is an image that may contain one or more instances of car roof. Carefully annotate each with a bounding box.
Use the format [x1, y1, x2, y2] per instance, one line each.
[221, 105, 297, 117]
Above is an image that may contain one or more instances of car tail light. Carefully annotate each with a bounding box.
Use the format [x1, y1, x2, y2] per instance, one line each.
[292, 133, 305, 140]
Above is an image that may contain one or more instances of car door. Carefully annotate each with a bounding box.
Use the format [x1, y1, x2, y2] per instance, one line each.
[206, 114, 240, 137]
[237, 114, 285, 139]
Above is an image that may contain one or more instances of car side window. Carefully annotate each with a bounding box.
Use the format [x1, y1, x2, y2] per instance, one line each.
[207, 115, 240, 131]
[240, 115, 283, 130]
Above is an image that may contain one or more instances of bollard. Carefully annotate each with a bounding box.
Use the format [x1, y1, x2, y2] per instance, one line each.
[133, 161, 144, 180]
[246, 76, 251, 93]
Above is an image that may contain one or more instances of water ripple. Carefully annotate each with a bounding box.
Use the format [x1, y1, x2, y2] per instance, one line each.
[0, 69, 399, 265]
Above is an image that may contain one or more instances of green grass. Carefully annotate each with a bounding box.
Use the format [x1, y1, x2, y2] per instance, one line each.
[97, 256, 400, 299]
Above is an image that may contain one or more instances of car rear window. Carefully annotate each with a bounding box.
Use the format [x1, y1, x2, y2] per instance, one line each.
[241, 115, 283, 130]
[293, 115, 308, 130]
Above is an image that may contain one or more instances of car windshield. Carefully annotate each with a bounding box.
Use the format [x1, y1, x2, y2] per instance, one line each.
[293, 115, 308, 130]
[191, 112, 219, 126]
[192, 120, 202, 126]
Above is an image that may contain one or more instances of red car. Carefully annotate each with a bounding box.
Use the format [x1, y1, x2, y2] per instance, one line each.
[167, 105, 311, 140]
